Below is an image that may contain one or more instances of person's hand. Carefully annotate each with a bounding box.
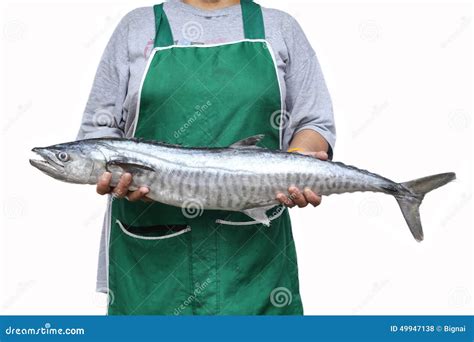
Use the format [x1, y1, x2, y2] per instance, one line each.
[276, 150, 328, 208]
[96, 172, 150, 202]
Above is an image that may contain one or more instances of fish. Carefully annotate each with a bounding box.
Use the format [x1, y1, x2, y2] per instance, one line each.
[29, 135, 455, 241]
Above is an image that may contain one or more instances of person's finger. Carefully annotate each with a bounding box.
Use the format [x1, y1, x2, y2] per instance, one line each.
[315, 151, 328, 160]
[302, 151, 328, 161]
[96, 172, 112, 195]
[303, 187, 322, 207]
[288, 186, 308, 208]
[276, 192, 295, 208]
[113, 173, 132, 198]
[126, 187, 149, 202]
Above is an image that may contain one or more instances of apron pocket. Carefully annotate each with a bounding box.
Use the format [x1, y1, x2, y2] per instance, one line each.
[115, 219, 191, 240]
[109, 218, 193, 314]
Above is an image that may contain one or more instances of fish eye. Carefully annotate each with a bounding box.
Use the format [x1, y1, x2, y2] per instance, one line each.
[57, 151, 69, 162]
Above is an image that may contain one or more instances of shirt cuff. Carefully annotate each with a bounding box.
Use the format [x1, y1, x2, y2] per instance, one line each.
[77, 127, 124, 140]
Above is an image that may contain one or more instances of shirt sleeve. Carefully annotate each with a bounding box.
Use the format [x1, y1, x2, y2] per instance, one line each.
[76, 12, 131, 140]
[282, 14, 336, 158]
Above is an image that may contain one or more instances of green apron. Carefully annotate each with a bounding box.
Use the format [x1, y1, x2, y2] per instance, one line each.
[108, 0, 303, 315]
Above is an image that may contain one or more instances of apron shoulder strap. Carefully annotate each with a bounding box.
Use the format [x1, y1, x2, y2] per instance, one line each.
[153, 1, 265, 47]
[241, 0, 265, 39]
[153, 3, 174, 47]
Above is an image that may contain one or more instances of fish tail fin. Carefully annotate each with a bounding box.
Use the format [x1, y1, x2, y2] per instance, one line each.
[396, 172, 456, 242]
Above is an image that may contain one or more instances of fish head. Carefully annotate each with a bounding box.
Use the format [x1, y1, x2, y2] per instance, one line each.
[30, 140, 107, 184]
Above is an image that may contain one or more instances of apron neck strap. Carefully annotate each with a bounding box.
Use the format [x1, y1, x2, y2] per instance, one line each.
[240, 0, 265, 39]
[153, 1, 265, 48]
[153, 4, 174, 47]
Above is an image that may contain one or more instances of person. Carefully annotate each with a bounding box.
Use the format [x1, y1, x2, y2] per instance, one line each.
[77, 0, 335, 315]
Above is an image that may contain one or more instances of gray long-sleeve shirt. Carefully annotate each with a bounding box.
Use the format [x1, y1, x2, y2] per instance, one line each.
[77, 0, 335, 150]
[78, 0, 336, 290]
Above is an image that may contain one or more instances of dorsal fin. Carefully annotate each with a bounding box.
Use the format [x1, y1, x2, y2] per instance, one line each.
[230, 135, 265, 149]
[130, 137, 183, 148]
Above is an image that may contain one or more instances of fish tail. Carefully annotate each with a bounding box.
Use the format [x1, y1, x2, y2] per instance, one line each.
[396, 172, 456, 242]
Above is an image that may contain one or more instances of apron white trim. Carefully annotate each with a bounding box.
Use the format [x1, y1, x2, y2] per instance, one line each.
[264, 41, 285, 150]
[115, 219, 191, 240]
[105, 195, 112, 315]
[132, 38, 284, 146]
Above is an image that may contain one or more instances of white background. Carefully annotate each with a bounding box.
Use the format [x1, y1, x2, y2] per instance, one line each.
[0, 0, 472, 315]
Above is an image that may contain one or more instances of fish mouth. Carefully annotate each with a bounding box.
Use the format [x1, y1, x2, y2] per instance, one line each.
[29, 148, 65, 178]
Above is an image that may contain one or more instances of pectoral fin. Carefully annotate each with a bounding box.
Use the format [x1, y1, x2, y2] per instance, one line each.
[106, 161, 157, 187]
[106, 161, 158, 189]
[106, 160, 155, 174]
[242, 206, 274, 226]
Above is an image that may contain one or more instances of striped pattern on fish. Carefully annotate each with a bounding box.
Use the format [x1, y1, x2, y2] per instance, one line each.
[29, 135, 456, 241]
